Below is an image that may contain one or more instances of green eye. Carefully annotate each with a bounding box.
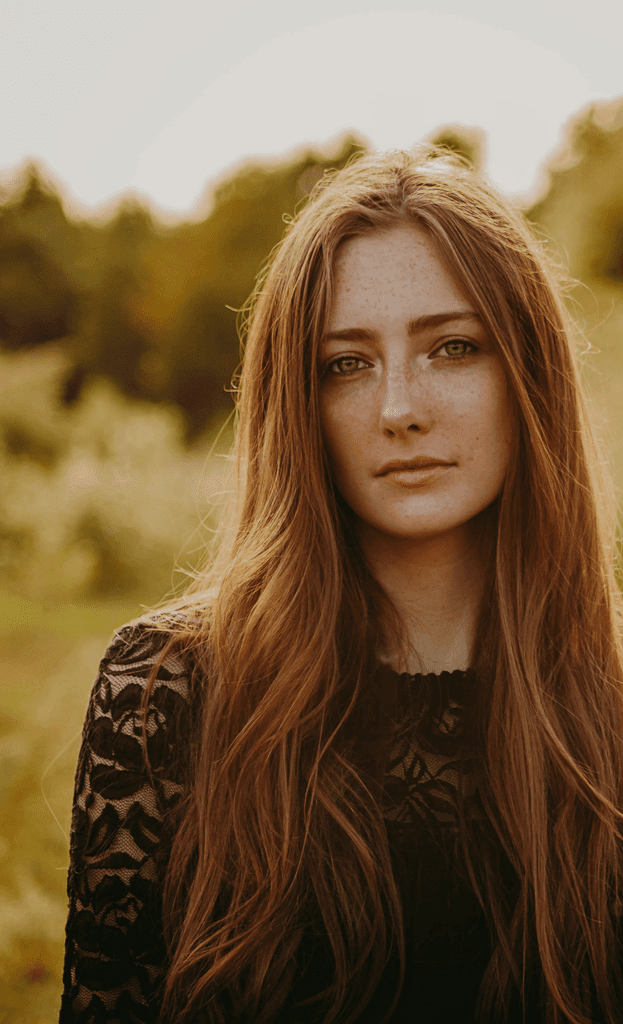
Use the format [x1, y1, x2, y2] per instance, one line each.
[330, 356, 365, 374]
[440, 340, 475, 358]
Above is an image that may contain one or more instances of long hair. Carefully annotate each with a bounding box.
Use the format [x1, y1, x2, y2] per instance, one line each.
[141, 147, 623, 1024]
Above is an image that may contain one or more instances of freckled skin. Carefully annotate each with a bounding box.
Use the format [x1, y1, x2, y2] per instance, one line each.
[319, 223, 514, 552]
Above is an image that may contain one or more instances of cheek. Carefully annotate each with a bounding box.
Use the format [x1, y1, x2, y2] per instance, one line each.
[320, 396, 369, 476]
[453, 381, 513, 485]
[480, 386, 514, 474]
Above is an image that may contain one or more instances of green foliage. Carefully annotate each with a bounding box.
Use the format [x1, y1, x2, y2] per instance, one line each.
[427, 124, 486, 171]
[0, 136, 368, 440]
[526, 100, 623, 286]
[71, 264, 151, 402]
[0, 237, 76, 350]
[0, 350, 233, 603]
[0, 418, 60, 470]
[161, 289, 240, 440]
[154, 133, 368, 438]
[61, 200, 158, 406]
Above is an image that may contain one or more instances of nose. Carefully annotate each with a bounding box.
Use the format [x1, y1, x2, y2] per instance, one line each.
[379, 366, 432, 438]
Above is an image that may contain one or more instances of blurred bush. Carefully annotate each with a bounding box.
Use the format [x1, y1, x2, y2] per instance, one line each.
[526, 98, 623, 485]
[0, 347, 233, 602]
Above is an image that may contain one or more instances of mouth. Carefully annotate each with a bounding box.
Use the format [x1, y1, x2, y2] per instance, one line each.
[377, 458, 454, 476]
[380, 462, 454, 488]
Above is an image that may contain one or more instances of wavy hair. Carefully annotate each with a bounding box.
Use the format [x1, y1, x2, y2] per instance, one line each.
[141, 147, 623, 1024]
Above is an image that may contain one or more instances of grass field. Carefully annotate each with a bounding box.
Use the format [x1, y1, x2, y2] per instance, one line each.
[0, 587, 146, 1024]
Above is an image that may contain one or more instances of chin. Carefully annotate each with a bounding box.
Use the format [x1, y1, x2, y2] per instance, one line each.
[365, 519, 464, 541]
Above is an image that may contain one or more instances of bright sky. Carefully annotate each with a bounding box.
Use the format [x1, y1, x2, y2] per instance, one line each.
[2, 0, 622, 222]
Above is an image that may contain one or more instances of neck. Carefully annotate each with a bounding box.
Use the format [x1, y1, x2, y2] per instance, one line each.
[360, 510, 495, 675]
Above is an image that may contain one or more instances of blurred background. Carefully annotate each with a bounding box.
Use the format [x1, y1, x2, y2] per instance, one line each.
[1, 0, 623, 1019]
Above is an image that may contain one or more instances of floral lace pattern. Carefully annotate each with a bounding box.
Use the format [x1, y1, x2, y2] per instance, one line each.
[59, 623, 489, 1023]
[59, 623, 194, 1023]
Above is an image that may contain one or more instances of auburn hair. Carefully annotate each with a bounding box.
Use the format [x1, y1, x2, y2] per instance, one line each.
[141, 147, 623, 1024]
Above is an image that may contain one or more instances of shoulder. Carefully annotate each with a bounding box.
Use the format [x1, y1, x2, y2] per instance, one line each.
[79, 613, 202, 797]
[63, 615, 202, 1018]
[95, 597, 215, 702]
[97, 591, 217, 691]
[97, 613, 193, 700]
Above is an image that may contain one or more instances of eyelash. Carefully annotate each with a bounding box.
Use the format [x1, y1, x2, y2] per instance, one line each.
[326, 340, 478, 375]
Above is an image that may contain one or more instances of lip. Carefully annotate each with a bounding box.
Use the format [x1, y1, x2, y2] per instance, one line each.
[377, 457, 454, 476]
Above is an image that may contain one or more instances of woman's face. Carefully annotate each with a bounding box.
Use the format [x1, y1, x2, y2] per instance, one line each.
[318, 222, 514, 548]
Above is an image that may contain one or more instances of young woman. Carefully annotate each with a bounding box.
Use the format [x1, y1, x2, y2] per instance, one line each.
[59, 147, 623, 1024]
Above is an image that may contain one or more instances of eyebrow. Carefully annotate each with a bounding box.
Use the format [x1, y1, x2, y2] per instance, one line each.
[322, 311, 483, 344]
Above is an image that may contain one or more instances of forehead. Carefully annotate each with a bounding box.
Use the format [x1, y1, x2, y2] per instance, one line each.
[329, 223, 472, 324]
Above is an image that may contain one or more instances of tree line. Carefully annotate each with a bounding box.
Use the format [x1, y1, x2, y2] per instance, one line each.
[1, 111, 622, 443]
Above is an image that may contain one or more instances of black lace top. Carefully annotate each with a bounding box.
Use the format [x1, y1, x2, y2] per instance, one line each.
[58, 620, 530, 1024]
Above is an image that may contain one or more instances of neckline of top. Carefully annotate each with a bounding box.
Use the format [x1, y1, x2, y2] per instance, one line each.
[386, 666, 474, 683]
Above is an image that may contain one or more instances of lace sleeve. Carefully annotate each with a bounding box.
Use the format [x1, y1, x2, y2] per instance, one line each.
[58, 622, 192, 1024]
